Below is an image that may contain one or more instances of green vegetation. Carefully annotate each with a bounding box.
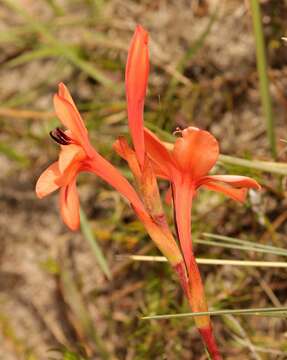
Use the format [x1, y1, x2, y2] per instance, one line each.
[1, 1, 287, 359]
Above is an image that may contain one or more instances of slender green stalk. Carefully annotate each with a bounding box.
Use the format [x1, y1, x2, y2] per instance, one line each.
[195, 239, 287, 257]
[142, 306, 287, 320]
[219, 154, 287, 175]
[250, 0, 276, 158]
[80, 208, 112, 279]
[202, 233, 287, 256]
[61, 267, 111, 359]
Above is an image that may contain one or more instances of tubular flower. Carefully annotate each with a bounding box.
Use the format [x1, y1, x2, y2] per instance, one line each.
[36, 83, 145, 231]
[144, 127, 260, 360]
[115, 25, 261, 360]
[144, 127, 261, 271]
[35, 83, 183, 268]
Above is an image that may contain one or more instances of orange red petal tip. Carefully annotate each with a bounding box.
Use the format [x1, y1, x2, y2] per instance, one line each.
[125, 25, 150, 168]
[126, 25, 149, 102]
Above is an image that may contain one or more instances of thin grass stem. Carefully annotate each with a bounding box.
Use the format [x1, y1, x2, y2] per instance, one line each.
[195, 239, 287, 257]
[250, 0, 276, 158]
[120, 255, 287, 268]
[202, 233, 287, 256]
[142, 306, 287, 320]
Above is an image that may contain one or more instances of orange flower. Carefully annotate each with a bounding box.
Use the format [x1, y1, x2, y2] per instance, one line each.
[144, 126, 261, 271]
[125, 24, 149, 168]
[36, 83, 145, 230]
[143, 127, 260, 360]
[117, 25, 261, 359]
[36, 83, 183, 268]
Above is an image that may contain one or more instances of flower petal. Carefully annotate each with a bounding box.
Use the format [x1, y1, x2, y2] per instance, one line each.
[203, 182, 247, 203]
[58, 82, 78, 110]
[172, 178, 195, 273]
[126, 25, 149, 168]
[58, 144, 85, 173]
[85, 152, 146, 213]
[172, 127, 219, 178]
[59, 179, 80, 231]
[35, 162, 61, 198]
[165, 186, 172, 205]
[200, 175, 260, 189]
[113, 137, 141, 180]
[53, 92, 93, 156]
[144, 128, 173, 178]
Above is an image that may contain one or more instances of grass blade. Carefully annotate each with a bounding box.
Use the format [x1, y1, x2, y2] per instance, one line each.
[202, 233, 287, 256]
[122, 255, 287, 268]
[2, 0, 114, 88]
[219, 155, 287, 175]
[142, 306, 287, 320]
[195, 239, 287, 257]
[250, 0, 276, 158]
[6, 47, 62, 67]
[166, 6, 218, 98]
[60, 264, 111, 359]
[80, 208, 111, 280]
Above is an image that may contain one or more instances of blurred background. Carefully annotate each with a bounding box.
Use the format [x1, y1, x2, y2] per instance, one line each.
[1, 0, 287, 359]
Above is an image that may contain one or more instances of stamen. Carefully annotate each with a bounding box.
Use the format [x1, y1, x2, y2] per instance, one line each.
[173, 127, 182, 137]
[50, 128, 72, 145]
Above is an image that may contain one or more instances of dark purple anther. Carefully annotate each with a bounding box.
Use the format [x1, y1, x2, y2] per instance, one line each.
[50, 128, 72, 145]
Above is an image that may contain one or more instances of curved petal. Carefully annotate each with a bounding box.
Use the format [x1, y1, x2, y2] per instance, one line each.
[113, 137, 141, 180]
[148, 161, 170, 179]
[59, 179, 80, 231]
[202, 182, 247, 203]
[172, 127, 219, 178]
[144, 128, 173, 178]
[85, 152, 146, 213]
[57, 83, 88, 135]
[58, 144, 85, 173]
[172, 178, 195, 273]
[53, 94, 93, 156]
[36, 162, 61, 198]
[200, 175, 260, 189]
[58, 82, 78, 110]
[126, 25, 149, 168]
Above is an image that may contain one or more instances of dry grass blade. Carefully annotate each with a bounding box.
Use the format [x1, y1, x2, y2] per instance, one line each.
[121, 255, 287, 268]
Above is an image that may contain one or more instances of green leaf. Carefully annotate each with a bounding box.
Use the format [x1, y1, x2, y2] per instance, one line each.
[80, 208, 112, 280]
[7, 47, 62, 67]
